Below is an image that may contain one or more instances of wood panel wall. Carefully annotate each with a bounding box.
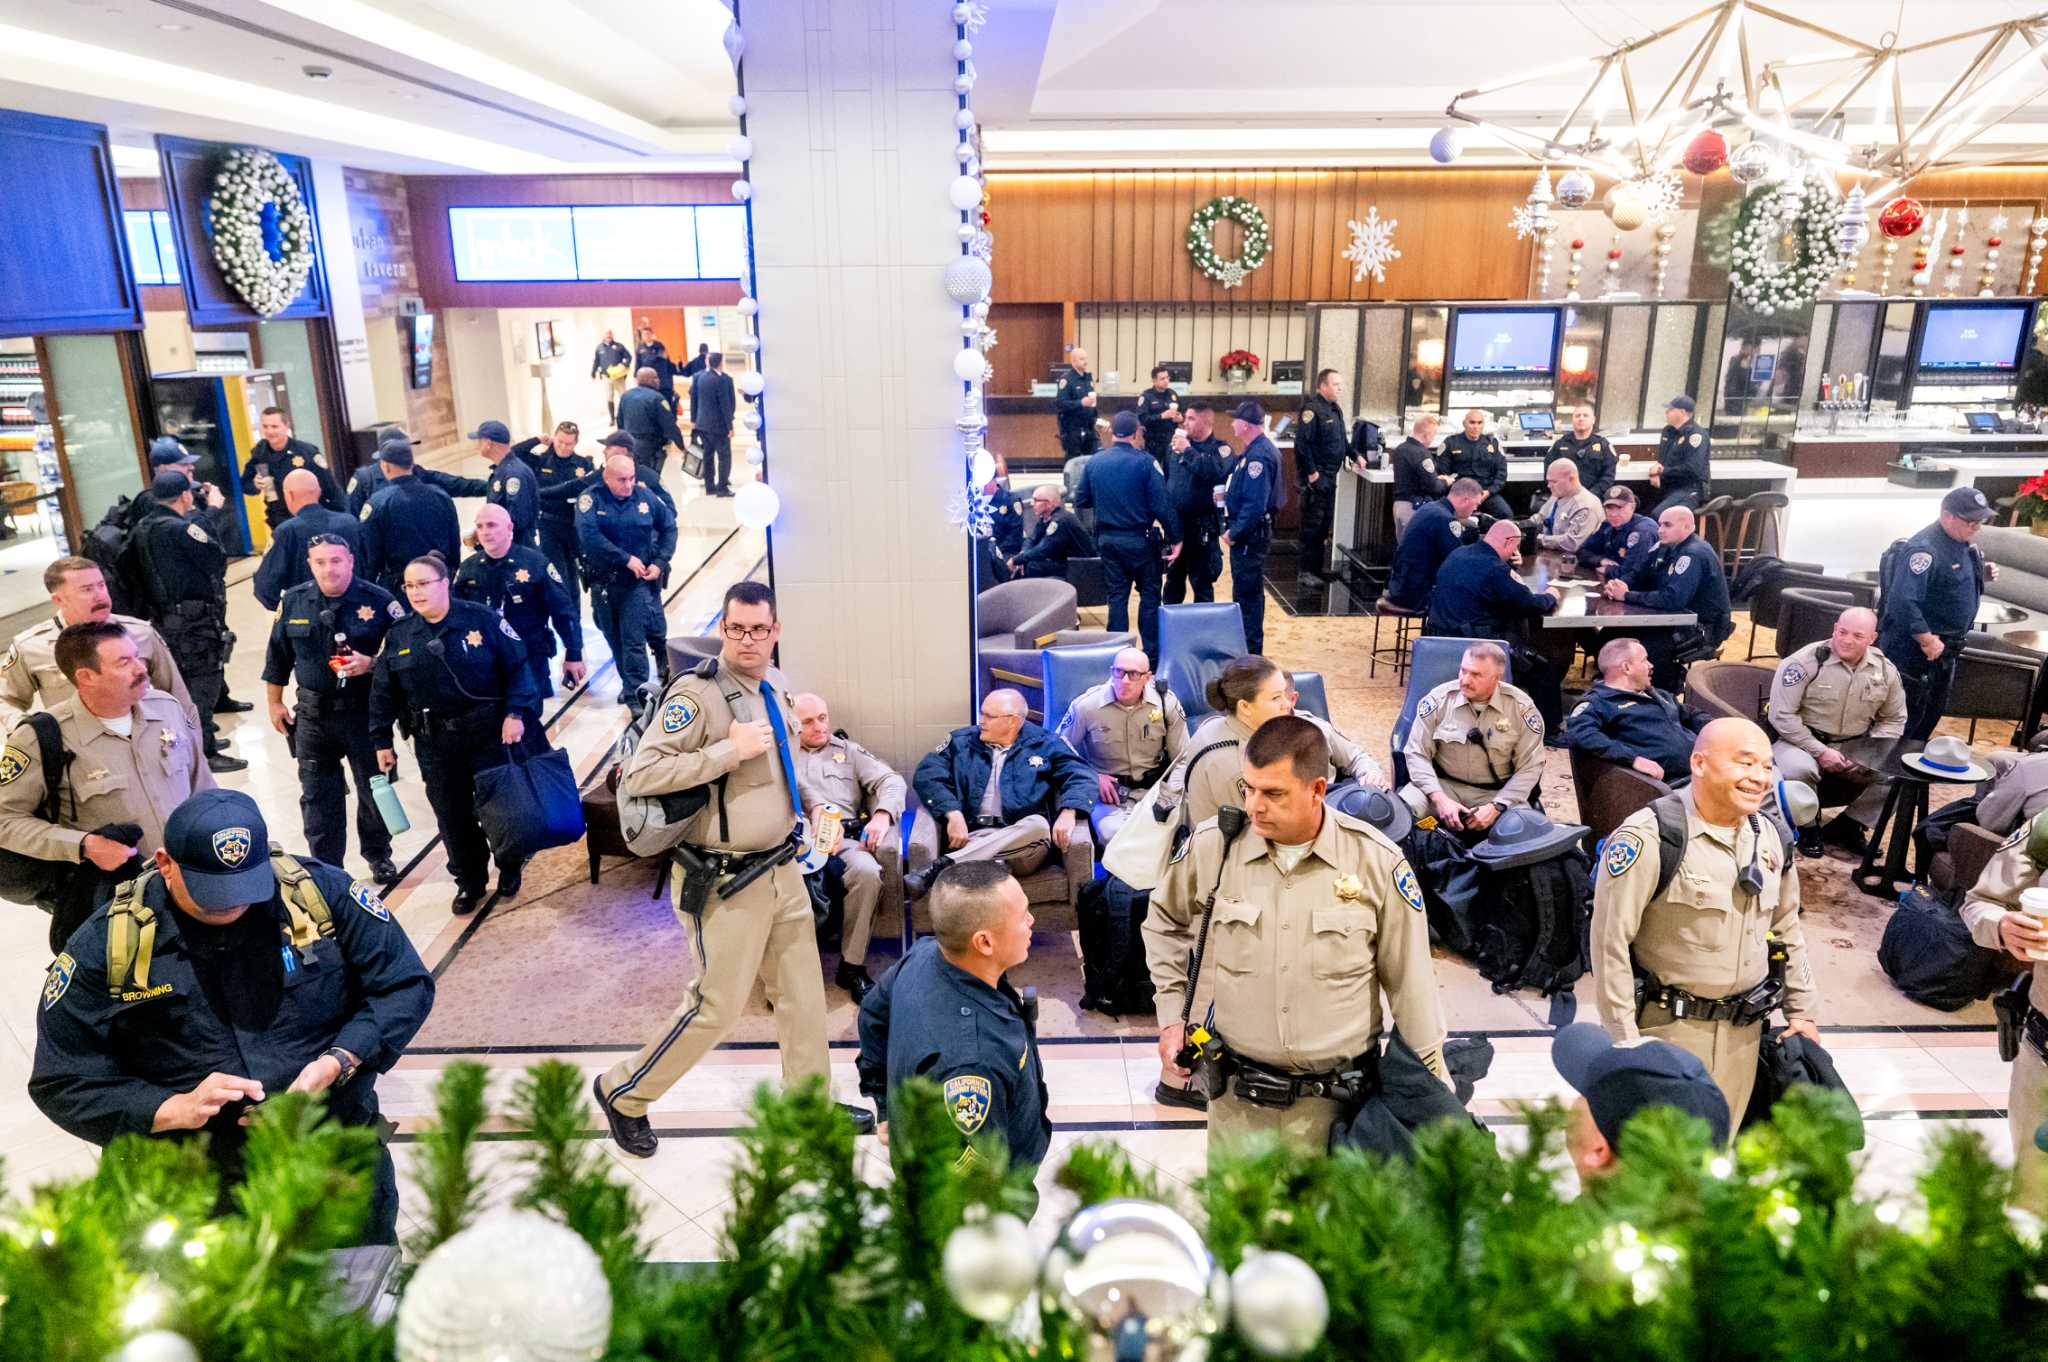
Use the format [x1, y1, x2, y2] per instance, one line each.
[987, 169, 1536, 306]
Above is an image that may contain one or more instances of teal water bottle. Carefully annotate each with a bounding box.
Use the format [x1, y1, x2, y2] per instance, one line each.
[370, 774, 410, 836]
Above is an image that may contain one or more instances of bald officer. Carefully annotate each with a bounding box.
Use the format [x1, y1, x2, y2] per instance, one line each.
[0, 557, 192, 726]
[1402, 641, 1546, 834]
[592, 582, 871, 1157]
[1768, 605, 1906, 855]
[1440, 409, 1511, 521]
[1055, 647, 1189, 843]
[1590, 718, 1819, 1126]
[793, 691, 906, 1002]
[1147, 716, 1448, 1151]
[1958, 825, 2048, 1212]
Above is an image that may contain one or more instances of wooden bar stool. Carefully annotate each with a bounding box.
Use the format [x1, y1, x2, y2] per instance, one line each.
[1721, 491, 1788, 580]
[1370, 598, 1423, 681]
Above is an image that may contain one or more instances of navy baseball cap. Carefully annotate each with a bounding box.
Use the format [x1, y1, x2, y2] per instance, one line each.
[147, 437, 197, 469]
[149, 470, 192, 501]
[467, 420, 511, 444]
[375, 426, 413, 448]
[1602, 485, 1636, 507]
[600, 430, 634, 450]
[164, 790, 275, 910]
[377, 439, 415, 469]
[1941, 485, 1995, 522]
[1553, 1023, 1731, 1149]
[1110, 410, 1141, 439]
[1232, 399, 1265, 424]
[1665, 394, 1696, 413]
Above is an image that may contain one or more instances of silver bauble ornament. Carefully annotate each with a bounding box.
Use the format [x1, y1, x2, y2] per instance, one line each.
[741, 407, 763, 430]
[721, 22, 746, 66]
[737, 370, 766, 397]
[1230, 1251, 1330, 1360]
[397, 1211, 611, 1362]
[732, 179, 752, 202]
[942, 1212, 1038, 1323]
[943, 255, 993, 304]
[726, 135, 753, 162]
[1043, 1200, 1227, 1359]
[115, 1333, 200, 1362]
[737, 296, 758, 316]
[1555, 167, 1595, 208]
[1428, 126, 1466, 164]
[1728, 140, 1775, 187]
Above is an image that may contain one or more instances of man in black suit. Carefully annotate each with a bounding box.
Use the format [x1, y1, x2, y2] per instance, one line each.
[690, 353, 738, 498]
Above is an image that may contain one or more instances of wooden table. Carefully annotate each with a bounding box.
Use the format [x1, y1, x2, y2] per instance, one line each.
[1518, 555, 1699, 630]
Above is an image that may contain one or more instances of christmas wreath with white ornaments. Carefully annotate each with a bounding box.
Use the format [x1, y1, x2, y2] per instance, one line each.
[1186, 195, 1271, 289]
[1728, 170, 1839, 315]
[206, 148, 315, 317]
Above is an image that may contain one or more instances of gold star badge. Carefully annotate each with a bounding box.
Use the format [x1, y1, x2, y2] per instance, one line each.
[514, 568, 531, 583]
[1333, 873, 1365, 902]
[464, 629, 483, 647]
[638, 501, 649, 513]
[160, 729, 176, 746]
[356, 605, 375, 621]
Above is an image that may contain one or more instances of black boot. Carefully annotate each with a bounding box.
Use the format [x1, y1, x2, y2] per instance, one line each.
[592, 1075, 657, 1157]
[903, 855, 954, 900]
[1796, 825, 1824, 859]
[834, 960, 873, 1003]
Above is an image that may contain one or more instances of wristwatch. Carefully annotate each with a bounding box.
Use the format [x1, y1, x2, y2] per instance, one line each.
[322, 1047, 360, 1087]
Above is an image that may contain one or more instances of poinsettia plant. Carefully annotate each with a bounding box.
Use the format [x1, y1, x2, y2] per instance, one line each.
[1218, 349, 1261, 375]
[2014, 470, 2048, 522]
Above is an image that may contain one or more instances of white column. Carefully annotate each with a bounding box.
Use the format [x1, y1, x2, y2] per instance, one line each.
[308, 158, 382, 426]
[741, 0, 972, 771]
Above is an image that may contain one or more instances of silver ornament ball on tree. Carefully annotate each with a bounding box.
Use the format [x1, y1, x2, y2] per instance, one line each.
[1428, 126, 1465, 164]
[396, 1210, 612, 1362]
[944, 255, 993, 305]
[114, 1333, 199, 1362]
[1230, 1250, 1330, 1360]
[1043, 1200, 1228, 1360]
[1728, 140, 1775, 187]
[1555, 167, 1595, 209]
[942, 1211, 1038, 1323]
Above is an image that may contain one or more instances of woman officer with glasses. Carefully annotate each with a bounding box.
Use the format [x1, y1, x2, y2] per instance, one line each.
[370, 552, 542, 915]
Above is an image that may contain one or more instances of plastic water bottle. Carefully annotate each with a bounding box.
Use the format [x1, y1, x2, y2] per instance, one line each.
[370, 774, 410, 836]
[1533, 562, 1550, 592]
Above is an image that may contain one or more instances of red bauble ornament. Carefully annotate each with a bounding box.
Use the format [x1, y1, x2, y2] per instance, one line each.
[1990, 236, 2005, 247]
[1607, 247, 1623, 259]
[1682, 128, 1729, 176]
[1570, 238, 1586, 250]
[1912, 258, 1927, 270]
[1952, 244, 1967, 256]
[1878, 196, 1925, 238]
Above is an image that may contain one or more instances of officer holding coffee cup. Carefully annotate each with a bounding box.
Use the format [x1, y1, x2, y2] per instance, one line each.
[1959, 823, 2048, 1213]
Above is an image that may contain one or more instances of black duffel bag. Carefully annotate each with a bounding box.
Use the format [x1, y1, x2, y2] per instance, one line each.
[1878, 886, 2025, 1011]
[475, 743, 585, 864]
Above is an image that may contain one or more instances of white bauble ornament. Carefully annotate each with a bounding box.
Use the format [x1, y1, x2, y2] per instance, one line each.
[1555, 167, 1596, 208]
[740, 407, 763, 430]
[943, 255, 993, 304]
[1608, 194, 1647, 232]
[961, 315, 983, 335]
[972, 299, 992, 319]
[954, 1, 972, 20]
[745, 446, 765, 467]
[1230, 1251, 1330, 1360]
[1429, 126, 1465, 164]
[396, 1211, 610, 1362]
[949, 175, 984, 211]
[942, 1212, 1036, 1322]
[957, 222, 977, 242]
[1044, 1200, 1227, 1357]
[726, 135, 752, 162]
[733, 334, 759, 352]
[956, 108, 977, 131]
[969, 449, 998, 486]
[954, 39, 973, 60]
[737, 296, 758, 316]
[737, 370, 766, 397]
[115, 1332, 200, 1362]
[732, 179, 752, 202]
[722, 22, 745, 66]
[1912, 269, 1932, 286]
[728, 95, 747, 117]
[955, 143, 975, 164]
[734, 481, 781, 529]
[954, 72, 975, 94]
[953, 347, 990, 383]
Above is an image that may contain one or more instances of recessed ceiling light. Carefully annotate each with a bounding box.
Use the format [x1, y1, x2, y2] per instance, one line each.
[157, 22, 187, 30]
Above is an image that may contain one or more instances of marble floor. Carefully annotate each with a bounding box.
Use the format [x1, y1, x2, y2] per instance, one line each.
[0, 467, 2026, 1262]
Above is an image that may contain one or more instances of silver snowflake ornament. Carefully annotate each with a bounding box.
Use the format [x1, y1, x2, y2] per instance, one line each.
[949, 485, 995, 539]
[1507, 204, 1549, 241]
[976, 326, 998, 352]
[1217, 260, 1248, 288]
[1343, 207, 1402, 283]
[1620, 172, 1683, 224]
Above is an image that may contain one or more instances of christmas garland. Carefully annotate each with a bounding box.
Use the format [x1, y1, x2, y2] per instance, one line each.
[206, 148, 316, 317]
[1728, 171, 1840, 315]
[16, 1069, 2047, 1362]
[1187, 196, 1271, 290]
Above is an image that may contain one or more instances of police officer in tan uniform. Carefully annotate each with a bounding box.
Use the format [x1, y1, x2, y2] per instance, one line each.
[1402, 642, 1545, 833]
[0, 557, 192, 725]
[793, 692, 906, 1002]
[1147, 716, 1448, 1151]
[1768, 605, 1906, 854]
[1055, 647, 1189, 843]
[1957, 827, 2048, 1212]
[0, 621, 211, 943]
[1528, 458, 1604, 556]
[593, 582, 869, 1156]
[1590, 717, 1820, 1126]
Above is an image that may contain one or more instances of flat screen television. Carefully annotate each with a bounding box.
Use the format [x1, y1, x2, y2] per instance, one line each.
[1451, 308, 1559, 376]
[1917, 302, 2033, 373]
[408, 315, 435, 390]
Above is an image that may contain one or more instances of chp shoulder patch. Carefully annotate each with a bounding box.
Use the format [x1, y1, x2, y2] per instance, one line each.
[1523, 710, 1543, 734]
[1393, 863, 1425, 912]
[42, 952, 74, 1010]
[1781, 664, 1805, 685]
[660, 695, 698, 733]
[0, 744, 27, 784]
[943, 1075, 992, 1135]
[1417, 696, 1438, 718]
[349, 880, 391, 921]
[1909, 551, 1933, 575]
[1602, 830, 1644, 878]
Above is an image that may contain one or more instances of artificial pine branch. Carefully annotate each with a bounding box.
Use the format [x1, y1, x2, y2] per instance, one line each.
[406, 1060, 490, 1264]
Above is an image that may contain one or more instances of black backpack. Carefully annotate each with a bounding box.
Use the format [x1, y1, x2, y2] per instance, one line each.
[1878, 885, 2025, 1010]
[0, 713, 73, 908]
[81, 496, 147, 617]
[1469, 847, 1595, 997]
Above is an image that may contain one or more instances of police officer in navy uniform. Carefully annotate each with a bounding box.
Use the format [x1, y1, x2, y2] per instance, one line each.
[1008, 484, 1094, 581]
[254, 468, 362, 612]
[577, 452, 678, 705]
[135, 471, 244, 773]
[371, 553, 542, 915]
[1426, 519, 1566, 730]
[1547, 402, 1619, 499]
[1054, 347, 1100, 463]
[1579, 485, 1659, 580]
[347, 427, 488, 515]
[1223, 400, 1282, 653]
[1880, 485, 1998, 741]
[1075, 410, 1181, 663]
[619, 368, 686, 481]
[983, 454, 1025, 561]
[1135, 364, 1183, 463]
[243, 407, 345, 531]
[1602, 503, 1734, 691]
[1164, 402, 1230, 603]
[1389, 412, 1448, 540]
[1295, 368, 1351, 577]
[856, 860, 1050, 1188]
[359, 439, 463, 597]
[456, 504, 586, 700]
[1649, 395, 1712, 514]
[470, 420, 540, 547]
[1384, 478, 1483, 611]
[263, 534, 405, 884]
[514, 422, 596, 617]
[1563, 637, 1708, 784]
[1441, 409, 1512, 520]
[29, 788, 433, 1244]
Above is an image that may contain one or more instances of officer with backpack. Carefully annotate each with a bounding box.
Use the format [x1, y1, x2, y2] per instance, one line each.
[1880, 486, 1998, 741]
[28, 788, 433, 1245]
[0, 556, 192, 727]
[1590, 717, 1821, 1128]
[135, 471, 244, 774]
[1958, 814, 2048, 1213]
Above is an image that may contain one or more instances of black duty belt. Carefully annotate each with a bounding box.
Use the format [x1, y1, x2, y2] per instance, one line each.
[415, 707, 495, 738]
[2027, 1006, 2048, 1064]
[1635, 971, 1782, 1025]
[1231, 1049, 1381, 1109]
[300, 688, 369, 713]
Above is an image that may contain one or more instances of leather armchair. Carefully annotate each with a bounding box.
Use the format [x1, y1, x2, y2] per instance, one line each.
[901, 797, 1094, 946]
[1931, 822, 2006, 899]
[1159, 603, 1250, 723]
[1568, 746, 1669, 844]
[1774, 586, 1858, 658]
[1684, 660, 1772, 722]
[1391, 636, 1510, 787]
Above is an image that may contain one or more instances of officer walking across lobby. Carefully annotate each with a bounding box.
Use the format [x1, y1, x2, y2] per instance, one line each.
[1223, 400, 1282, 654]
[1880, 486, 1997, 741]
[1294, 368, 1351, 578]
[515, 422, 597, 618]
[471, 420, 540, 547]
[593, 582, 873, 1155]
[457, 505, 586, 699]
[577, 452, 678, 705]
[135, 470, 243, 773]
[242, 407, 345, 531]
[1147, 717, 1449, 1151]
[1075, 410, 1181, 663]
[358, 438, 463, 597]
[29, 788, 433, 1245]
[263, 534, 406, 885]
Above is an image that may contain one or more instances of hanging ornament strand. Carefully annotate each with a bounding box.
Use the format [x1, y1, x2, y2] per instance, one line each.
[950, 2, 996, 537]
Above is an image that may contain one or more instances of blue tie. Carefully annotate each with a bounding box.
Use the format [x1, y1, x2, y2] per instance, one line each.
[761, 690, 803, 819]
